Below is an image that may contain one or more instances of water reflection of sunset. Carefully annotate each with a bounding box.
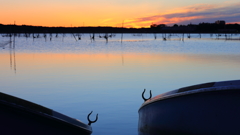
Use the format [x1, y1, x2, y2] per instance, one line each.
[1, 52, 240, 97]
[1, 53, 240, 72]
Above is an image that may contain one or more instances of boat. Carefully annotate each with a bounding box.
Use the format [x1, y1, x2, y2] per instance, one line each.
[138, 80, 240, 135]
[0, 92, 98, 135]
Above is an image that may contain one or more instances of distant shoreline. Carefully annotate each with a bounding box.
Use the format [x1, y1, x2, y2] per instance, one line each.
[0, 24, 239, 34]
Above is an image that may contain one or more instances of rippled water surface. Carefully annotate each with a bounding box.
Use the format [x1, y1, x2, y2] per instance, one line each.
[1, 33, 240, 135]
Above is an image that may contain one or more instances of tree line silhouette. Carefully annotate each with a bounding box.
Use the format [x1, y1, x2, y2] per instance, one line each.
[0, 21, 239, 33]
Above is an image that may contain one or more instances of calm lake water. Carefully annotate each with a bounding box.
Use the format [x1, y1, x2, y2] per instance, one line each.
[1, 33, 240, 135]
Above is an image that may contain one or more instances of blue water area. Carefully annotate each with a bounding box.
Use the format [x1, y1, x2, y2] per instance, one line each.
[0, 33, 240, 135]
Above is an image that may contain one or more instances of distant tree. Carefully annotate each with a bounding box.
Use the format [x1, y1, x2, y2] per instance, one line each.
[179, 25, 186, 27]
[150, 24, 158, 28]
[173, 24, 178, 27]
[157, 24, 166, 28]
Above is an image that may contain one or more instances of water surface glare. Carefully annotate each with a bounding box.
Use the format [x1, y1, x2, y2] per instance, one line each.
[1, 33, 240, 135]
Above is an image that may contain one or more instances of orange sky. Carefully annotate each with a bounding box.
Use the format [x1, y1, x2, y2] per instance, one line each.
[1, 0, 240, 28]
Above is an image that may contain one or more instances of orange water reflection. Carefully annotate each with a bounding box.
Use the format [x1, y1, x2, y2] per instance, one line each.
[1, 53, 240, 72]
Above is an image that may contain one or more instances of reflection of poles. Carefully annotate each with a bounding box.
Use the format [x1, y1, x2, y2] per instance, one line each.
[43, 33, 47, 42]
[121, 20, 124, 43]
[90, 33, 95, 41]
[9, 39, 17, 74]
[104, 34, 108, 43]
[72, 33, 77, 41]
[13, 32, 16, 74]
[162, 33, 166, 41]
[13, 47, 16, 74]
[182, 33, 184, 41]
[121, 43, 124, 66]
[62, 33, 65, 42]
[121, 53, 124, 66]
[50, 33, 52, 41]
[9, 23, 13, 69]
[9, 46, 12, 69]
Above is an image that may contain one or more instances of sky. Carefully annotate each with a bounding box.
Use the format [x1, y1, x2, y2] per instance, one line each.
[1, 0, 240, 28]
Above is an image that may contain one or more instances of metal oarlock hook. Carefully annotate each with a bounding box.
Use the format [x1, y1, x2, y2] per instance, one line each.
[87, 111, 98, 126]
[142, 89, 152, 101]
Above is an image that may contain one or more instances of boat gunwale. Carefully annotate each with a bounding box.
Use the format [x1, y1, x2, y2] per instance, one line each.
[0, 92, 92, 133]
[139, 84, 240, 111]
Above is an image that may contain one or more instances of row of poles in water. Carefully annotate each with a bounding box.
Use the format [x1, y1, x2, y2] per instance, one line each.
[1, 33, 118, 43]
[1, 32, 239, 44]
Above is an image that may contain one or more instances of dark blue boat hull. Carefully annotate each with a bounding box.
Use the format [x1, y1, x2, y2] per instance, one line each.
[0, 92, 92, 135]
[0, 104, 91, 135]
[139, 89, 240, 135]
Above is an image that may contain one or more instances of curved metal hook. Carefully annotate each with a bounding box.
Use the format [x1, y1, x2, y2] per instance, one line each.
[87, 111, 98, 126]
[142, 89, 152, 101]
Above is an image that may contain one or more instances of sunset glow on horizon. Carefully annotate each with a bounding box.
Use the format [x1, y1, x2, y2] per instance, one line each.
[1, 0, 240, 28]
